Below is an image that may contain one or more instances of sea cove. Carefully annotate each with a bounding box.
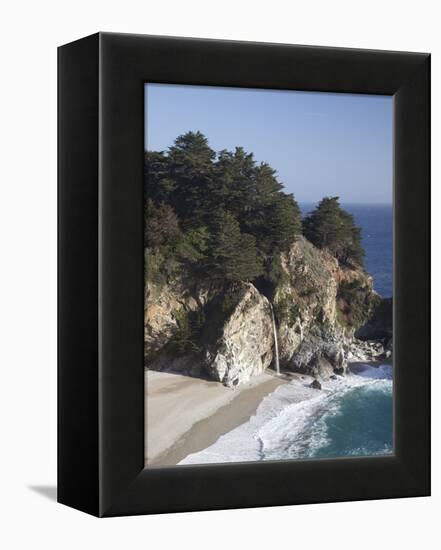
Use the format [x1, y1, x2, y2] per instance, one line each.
[144, 85, 393, 467]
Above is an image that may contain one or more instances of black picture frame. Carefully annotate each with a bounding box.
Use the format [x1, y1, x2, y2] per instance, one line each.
[58, 32, 430, 517]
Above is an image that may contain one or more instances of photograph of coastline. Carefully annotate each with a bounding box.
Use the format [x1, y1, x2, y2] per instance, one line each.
[144, 84, 393, 467]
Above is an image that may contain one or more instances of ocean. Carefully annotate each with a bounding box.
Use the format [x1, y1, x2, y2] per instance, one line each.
[179, 203, 394, 465]
[180, 366, 393, 465]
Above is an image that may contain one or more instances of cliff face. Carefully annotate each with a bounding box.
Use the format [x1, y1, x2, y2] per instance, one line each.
[273, 237, 380, 378]
[144, 237, 385, 387]
[145, 280, 275, 386]
[204, 283, 275, 386]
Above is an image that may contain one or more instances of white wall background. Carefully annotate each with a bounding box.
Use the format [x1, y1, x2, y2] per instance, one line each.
[0, 1, 439, 548]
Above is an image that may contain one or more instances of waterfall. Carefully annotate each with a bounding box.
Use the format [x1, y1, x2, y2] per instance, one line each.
[270, 304, 280, 376]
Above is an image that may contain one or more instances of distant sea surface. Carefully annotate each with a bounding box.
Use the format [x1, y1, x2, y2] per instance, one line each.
[300, 203, 393, 298]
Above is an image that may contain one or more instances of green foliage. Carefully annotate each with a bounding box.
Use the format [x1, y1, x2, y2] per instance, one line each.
[303, 197, 364, 266]
[145, 248, 166, 286]
[337, 279, 378, 328]
[263, 255, 286, 287]
[209, 211, 263, 282]
[145, 131, 302, 287]
[145, 135, 367, 299]
[144, 199, 180, 248]
[175, 226, 210, 265]
[144, 132, 374, 360]
[275, 292, 300, 326]
[298, 284, 315, 298]
[170, 309, 203, 355]
[221, 286, 240, 316]
[336, 306, 348, 328]
[145, 247, 183, 287]
[144, 151, 176, 204]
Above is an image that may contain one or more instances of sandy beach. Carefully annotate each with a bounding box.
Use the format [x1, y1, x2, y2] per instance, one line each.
[145, 363, 393, 467]
[145, 369, 290, 467]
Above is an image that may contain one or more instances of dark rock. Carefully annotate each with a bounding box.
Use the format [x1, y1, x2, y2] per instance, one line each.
[356, 297, 392, 343]
[333, 366, 345, 376]
[310, 379, 322, 390]
[288, 332, 347, 379]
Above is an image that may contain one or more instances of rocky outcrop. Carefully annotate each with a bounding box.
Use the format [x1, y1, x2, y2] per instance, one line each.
[355, 297, 392, 346]
[289, 331, 346, 378]
[144, 278, 221, 360]
[272, 237, 379, 379]
[144, 280, 274, 386]
[274, 238, 339, 366]
[310, 379, 322, 390]
[347, 338, 391, 362]
[204, 283, 274, 387]
[144, 237, 386, 386]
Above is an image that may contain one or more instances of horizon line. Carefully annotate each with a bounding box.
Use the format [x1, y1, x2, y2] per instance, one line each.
[299, 200, 393, 206]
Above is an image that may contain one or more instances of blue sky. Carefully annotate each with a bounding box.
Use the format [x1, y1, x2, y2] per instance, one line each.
[145, 84, 393, 204]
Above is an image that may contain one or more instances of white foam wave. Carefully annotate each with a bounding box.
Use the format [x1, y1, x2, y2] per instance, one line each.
[179, 364, 393, 465]
[353, 363, 393, 380]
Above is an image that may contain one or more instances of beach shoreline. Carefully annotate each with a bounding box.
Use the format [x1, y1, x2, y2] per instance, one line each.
[145, 369, 295, 467]
[178, 362, 393, 465]
[145, 362, 392, 468]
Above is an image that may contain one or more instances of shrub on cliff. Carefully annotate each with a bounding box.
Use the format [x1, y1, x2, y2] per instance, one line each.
[274, 291, 300, 327]
[303, 197, 364, 267]
[170, 309, 204, 355]
[144, 199, 180, 248]
[337, 279, 380, 328]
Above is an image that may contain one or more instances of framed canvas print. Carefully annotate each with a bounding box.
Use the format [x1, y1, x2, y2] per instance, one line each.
[58, 33, 430, 517]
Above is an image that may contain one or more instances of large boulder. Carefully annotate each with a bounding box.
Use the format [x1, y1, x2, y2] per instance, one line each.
[204, 283, 274, 387]
[288, 330, 346, 379]
[310, 379, 322, 390]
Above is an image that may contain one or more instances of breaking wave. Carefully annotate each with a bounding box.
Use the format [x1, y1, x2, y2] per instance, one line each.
[179, 364, 393, 465]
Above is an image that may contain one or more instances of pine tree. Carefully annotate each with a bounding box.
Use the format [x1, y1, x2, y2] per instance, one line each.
[210, 211, 263, 282]
[303, 197, 364, 266]
[236, 162, 302, 255]
[167, 131, 216, 227]
[213, 147, 257, 217]
[144, 199, 180, 248]
[144, 151, 176, 206]
[144, 131, 303, 285]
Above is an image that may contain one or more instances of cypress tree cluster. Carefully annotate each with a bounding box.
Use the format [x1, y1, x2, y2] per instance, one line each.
[303, 197, 364, 267]
[145, 132, 365, 289]
[145, 131, 302, 286]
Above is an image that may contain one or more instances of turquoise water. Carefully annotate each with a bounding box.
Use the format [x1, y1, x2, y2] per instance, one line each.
[261, 366, 394, 461]
[180, 365, 394, 465]
[308, 382, 393, 458]
[293, 203, 393, 458]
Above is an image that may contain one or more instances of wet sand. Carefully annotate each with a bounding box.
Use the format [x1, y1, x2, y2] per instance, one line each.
[145, 369, 291, 467]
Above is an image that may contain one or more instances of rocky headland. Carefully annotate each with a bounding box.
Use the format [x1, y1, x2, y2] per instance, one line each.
[145, 236, 392, 387]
